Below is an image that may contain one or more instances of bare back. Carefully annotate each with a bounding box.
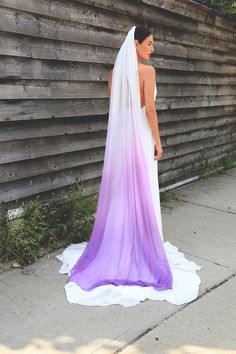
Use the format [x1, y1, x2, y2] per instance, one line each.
[138, 63, 148, 109]
[108, 63, 156, 111]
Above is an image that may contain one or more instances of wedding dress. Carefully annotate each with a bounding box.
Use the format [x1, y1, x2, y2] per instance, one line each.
[56, 26, 201, 307]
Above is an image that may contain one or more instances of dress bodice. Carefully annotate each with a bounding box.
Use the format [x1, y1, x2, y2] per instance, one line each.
[154, 84, 157, 100]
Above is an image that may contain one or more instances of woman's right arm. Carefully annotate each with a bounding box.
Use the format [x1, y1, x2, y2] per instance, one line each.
[108, 69, 113, 98]
[144, 66, 163, 160]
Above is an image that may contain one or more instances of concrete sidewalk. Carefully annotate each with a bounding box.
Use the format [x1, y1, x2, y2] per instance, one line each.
[0, 168, 236, 354]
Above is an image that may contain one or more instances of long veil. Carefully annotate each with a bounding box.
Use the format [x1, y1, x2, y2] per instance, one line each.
[67, 25, 173, 291]
[56, 25, 201, 307]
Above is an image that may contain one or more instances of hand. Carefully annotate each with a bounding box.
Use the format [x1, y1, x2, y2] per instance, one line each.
[154, 143, 163, 161]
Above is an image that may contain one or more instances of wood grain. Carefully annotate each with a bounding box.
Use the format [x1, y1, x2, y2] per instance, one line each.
[0, 0, 235, 210]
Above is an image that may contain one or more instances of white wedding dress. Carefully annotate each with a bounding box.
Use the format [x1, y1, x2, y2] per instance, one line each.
[56, 82, 201, 307]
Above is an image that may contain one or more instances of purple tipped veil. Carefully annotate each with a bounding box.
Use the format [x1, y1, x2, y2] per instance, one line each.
[67, 25, 173, 292]
[56, 25, 202, 308]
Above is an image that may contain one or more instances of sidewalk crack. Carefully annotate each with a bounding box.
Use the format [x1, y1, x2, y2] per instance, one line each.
[114, 274, 236, 353]
[182, 199, 236, 215]
[180, 250, 230, 269]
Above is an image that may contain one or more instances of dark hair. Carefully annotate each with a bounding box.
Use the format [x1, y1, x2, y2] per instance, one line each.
[134, 26, 152, 44]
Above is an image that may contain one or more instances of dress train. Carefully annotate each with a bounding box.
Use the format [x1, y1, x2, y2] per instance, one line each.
[56, 85, 201, 307]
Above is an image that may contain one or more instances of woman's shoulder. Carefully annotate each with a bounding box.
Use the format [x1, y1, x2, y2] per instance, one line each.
[140, 64, 155, 74]
[138, 64, 156, 79]
[108, 65, 155, 79]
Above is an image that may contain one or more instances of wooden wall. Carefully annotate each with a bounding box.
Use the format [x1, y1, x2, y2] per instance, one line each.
[0, 0, 236, 212]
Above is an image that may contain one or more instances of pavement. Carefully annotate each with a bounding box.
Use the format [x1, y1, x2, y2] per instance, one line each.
[0, 167, 236, 354]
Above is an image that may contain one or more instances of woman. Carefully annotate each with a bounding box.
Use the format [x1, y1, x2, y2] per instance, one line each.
[108, 27, 163, 161]
[56, 26, 201, 307]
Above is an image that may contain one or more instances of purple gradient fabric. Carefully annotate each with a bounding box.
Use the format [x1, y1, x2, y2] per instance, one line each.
[68, 26, 173, 292]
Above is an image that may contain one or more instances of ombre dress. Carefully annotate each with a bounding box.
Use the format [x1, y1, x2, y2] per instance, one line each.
[56, 84, 201, 307]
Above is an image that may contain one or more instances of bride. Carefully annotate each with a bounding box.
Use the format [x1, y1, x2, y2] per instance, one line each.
[56, 25, 201, 307]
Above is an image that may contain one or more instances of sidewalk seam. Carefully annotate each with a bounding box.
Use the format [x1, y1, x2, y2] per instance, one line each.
[180, 250, 230, 269]
[113, 273, 236, 353]
[182, 199, 236, 215]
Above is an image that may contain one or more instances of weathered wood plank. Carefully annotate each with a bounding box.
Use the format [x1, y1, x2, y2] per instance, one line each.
[0, 96, 236, 122]
[159, 150, 236, 186]
[162, 132, 236, 160]
[0, 101, 236, 129]
[73, 0, 236, 42]
[0, 123, 235, 165]
[0, 113, 235, 142]
[162, 124, 236, 147]
[0, 148, 105, 183]
[0, 57, 108, 81]
[155, 41, 236, 65]
[1, 137, 236, 185]
[1, 32, 236, 75]
[159, 141, 236, 174]
[1, 136, 235, 203]
[4, 177, 102, 212]
[0, 33, 117, 63]
[0, 5, 235, 58]
[157, 96, 236, 110]
[0, 0, 235, 207]
[159, 84, 236, 98]
[2, 30, 236, 73]
[0, 81, 235, 100]
[0, 6, 125, 47]
[0, 82, 108, 99]
[0, 131, 107, 164]
[159, 106, 236, 123]
[0, 161, 104, 203]
[0, 117, 108, 141]
[160, 115, 236, 138]
[0, 99, 109, 121]
[0, 84, 51, 100]
[1, 57, 236, 83]
[142, 0, 236, 31]
[0, 0, 234, 44]
[151, 57, 236, 75]
[159, 72, 236, 85]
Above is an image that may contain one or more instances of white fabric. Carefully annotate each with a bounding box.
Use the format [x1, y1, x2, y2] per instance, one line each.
[56, 94, 202, 307]
[56, 25, 201, 307]
[56, 240, 201, 307]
